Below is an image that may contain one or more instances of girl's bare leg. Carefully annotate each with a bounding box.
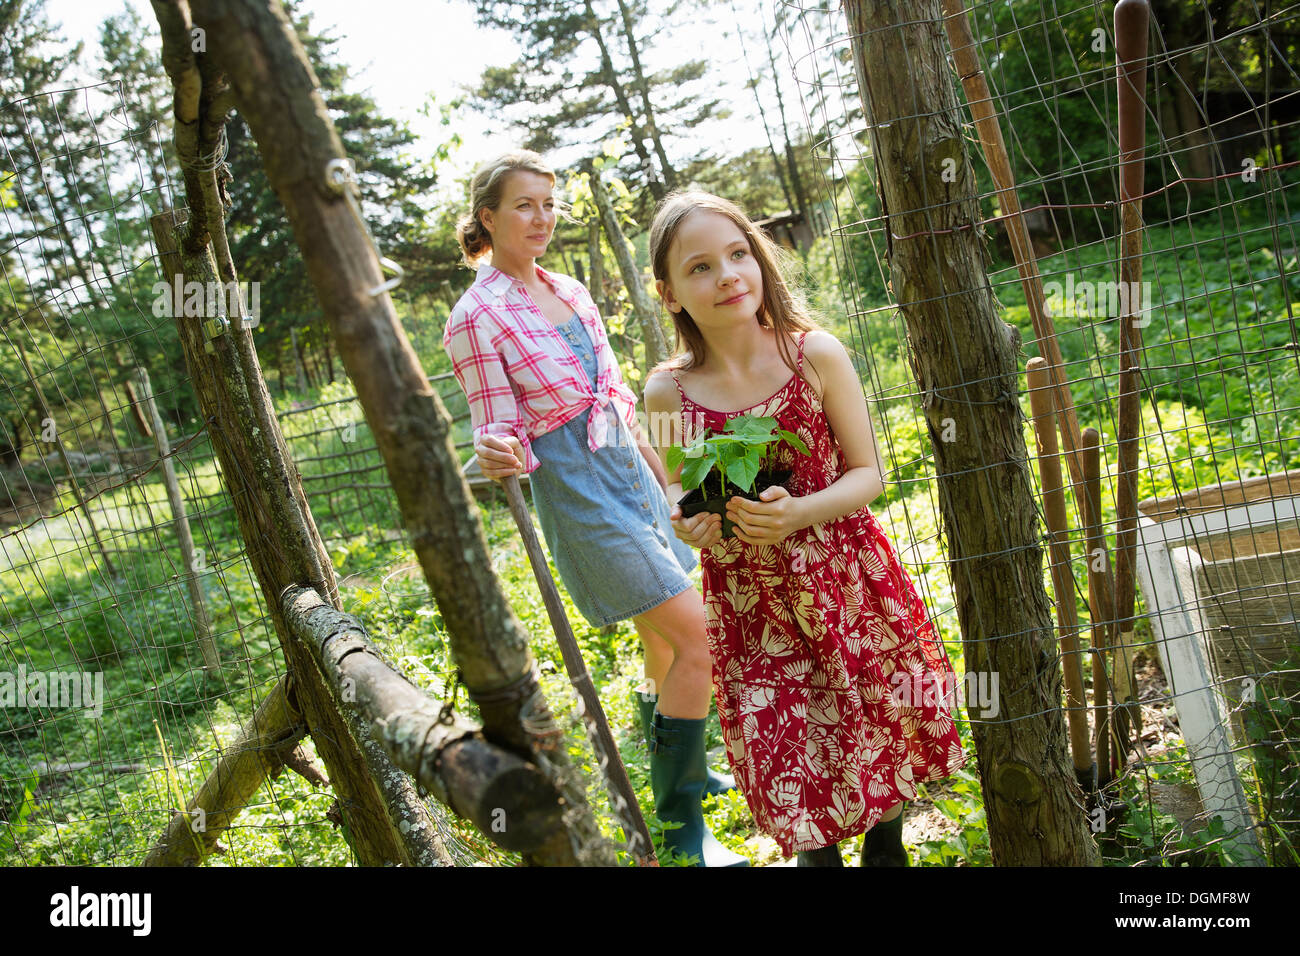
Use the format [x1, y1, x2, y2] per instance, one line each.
[632, 588, 711, 719]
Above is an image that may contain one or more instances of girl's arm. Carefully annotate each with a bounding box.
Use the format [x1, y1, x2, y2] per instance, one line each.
[726, 331, 883, 546]
[644, 370, 722, 549]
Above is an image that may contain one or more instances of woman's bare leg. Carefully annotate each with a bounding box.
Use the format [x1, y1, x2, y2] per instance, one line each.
[635, 620, 673, 698]
[632, 588, 711, 719]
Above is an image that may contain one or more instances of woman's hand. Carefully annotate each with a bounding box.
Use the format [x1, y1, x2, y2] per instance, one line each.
[475, 434, 526, 480]
[727, 486, 807, 546]
[670, 502, 722, 550]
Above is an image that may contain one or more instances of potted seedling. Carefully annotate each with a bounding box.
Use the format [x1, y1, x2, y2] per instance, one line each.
[668, 414, 810, 539]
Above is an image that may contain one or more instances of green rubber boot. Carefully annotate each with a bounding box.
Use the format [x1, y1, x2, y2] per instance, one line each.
[796, 843, 845, 867]
[650, 710, 750, 867]
[636, 692, 736, 798]
[859, 804, 909, 867]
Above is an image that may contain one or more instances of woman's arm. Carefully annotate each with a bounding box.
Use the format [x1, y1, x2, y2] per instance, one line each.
[443, 308, 536, 475]
[644, 370, 722, 550]
[726, 331, 883, 546]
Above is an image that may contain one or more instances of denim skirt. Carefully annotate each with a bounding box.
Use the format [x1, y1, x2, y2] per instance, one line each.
[527, 313, 697, 627]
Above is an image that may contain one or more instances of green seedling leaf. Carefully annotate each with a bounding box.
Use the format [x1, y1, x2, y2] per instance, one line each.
[777, 429, 810, 455]
[726, 453, 761, 492]
[726, 415, 777, 440]
[680, 451, 716, 490]
[666, 446, 684, 472]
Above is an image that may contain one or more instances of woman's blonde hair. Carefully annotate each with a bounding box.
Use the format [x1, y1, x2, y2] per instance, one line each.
[649, 190, 818, 374]
[455, 149, 558, 267]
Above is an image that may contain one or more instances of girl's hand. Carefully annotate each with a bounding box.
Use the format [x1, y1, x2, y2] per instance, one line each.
[670, 503, 722, 550]
[727, 486, 807, 546]
[475, 434, 526, 479]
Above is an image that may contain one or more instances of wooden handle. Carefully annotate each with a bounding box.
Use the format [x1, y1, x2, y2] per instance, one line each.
[501, 474, 658, 866]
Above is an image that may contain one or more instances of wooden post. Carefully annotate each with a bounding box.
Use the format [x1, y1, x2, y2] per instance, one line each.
[1111, 0, 1152, 761]
[149, 208, 438, 866]
[844, 0, 1100, 865]
[283, 585, 586, 861]
[1081, 428, 1116, 785]
[133, 366, 219, 675]
[1027, 359, 1094, 786]
[502, 475, 656, 865]
[122, 378, 154, 438]
[144, 677, 311, 865]
[184, 0, 612, 865]
[149, 0, 449, 866]
[940, 0, 1114, 566]
[585, 162, 668, 370]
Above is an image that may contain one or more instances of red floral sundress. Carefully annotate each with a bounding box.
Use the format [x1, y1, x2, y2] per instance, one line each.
[673, 333, 966, 856]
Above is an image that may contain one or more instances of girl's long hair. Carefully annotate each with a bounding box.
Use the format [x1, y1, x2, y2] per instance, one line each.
[648, 191, 819, 375]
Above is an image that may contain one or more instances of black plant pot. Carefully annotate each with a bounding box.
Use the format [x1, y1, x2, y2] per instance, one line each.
[677, 469, 792, 540]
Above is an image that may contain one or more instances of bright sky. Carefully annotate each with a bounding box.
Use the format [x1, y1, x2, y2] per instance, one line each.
[53, 0, 777, 193]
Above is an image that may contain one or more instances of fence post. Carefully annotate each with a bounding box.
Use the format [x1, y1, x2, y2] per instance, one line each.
[148, 207, 441, 867]
[185, 0, 615, 865]
[844, 0, 1100, 865]
[132, 365, 219, 675]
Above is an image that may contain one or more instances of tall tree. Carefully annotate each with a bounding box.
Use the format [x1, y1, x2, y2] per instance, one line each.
[221, 0, 446, 384]
[468, 0, 720, 207]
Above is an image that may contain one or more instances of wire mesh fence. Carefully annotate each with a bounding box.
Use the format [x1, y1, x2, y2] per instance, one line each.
[781, 0, 1299, 864]
[0, 77, 512, 865]
[4, 0, 1298, 868]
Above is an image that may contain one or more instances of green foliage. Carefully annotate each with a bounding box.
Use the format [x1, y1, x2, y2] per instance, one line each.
[668, 414, 810, 498]
[1238, 656, 1300, 865]
[914, 767, 992, 866]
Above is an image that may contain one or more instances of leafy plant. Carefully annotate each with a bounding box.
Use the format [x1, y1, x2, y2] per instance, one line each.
[667, 414, 810, 500]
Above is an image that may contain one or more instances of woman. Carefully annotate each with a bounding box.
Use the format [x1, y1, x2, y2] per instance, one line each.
[442, 150, 746, 867]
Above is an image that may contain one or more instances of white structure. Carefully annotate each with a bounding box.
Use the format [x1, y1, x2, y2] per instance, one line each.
[1132, 472, 1300, 866]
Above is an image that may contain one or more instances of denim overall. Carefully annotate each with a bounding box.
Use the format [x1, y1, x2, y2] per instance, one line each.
[527, 313, 697, 626]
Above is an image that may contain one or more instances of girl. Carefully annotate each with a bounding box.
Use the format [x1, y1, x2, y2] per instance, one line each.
[443, 152, 746, 867]
[644, 191, 966, 866]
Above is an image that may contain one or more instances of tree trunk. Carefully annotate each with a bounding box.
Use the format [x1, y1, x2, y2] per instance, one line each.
[151, 208, 434, 867]
[586, 163, 668, 372]
[290, 326, 310, 393]
[844, 0, 1099, 866]
[14, 339, 117, 579]
[584, 0, 666, 201]
[614, 0, 677, 191]
[1150, 0, 1215, 181]
[764, 17, 810, 223]
[322, 332, 335, 384]
[185, 0, 614, 865]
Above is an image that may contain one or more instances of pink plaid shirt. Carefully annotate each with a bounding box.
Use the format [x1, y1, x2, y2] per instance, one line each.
[443, 262, 640, 474]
